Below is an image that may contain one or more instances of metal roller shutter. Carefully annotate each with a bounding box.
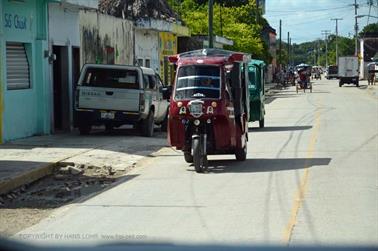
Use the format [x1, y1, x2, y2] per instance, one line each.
[6, 42, 30, 90]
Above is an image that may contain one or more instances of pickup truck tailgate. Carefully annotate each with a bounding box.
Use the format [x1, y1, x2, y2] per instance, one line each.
[78, 86, 140, 112]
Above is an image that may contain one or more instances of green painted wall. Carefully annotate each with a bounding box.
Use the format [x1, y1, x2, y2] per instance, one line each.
[0, 1, 4, 143]
[1, 0, 49, 142]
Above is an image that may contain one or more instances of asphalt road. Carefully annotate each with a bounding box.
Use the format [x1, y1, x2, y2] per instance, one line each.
[14, 78, 378, 247]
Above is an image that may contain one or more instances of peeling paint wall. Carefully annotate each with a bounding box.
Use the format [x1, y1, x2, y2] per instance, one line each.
[49, 3, 80, 47]
[79, 11, 134, 66]
[135, 29, 159, 72]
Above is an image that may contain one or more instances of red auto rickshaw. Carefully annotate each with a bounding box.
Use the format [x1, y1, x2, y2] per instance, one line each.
[166, 49, 250, 173]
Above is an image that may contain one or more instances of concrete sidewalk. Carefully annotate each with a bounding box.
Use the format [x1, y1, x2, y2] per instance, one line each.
[0, 129, 168, 195]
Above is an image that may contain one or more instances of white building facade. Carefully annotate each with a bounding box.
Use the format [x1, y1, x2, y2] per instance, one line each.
[47, 0, 98, 132]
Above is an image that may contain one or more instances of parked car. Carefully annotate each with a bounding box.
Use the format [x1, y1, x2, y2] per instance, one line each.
[325, 65, 338, 79]
[75, 64, 170, 136]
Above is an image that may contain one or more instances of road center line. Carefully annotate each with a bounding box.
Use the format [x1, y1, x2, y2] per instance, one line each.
[283, 102, 322, 244]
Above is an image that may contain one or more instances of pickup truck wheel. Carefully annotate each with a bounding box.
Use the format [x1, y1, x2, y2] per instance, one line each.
[141, 110, 154, 137]
[79, 124, 91, 135]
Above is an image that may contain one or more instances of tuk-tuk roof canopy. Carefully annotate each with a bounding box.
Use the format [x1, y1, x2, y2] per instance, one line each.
[248, 59, 266, 67]
[169, 49, 251, 66]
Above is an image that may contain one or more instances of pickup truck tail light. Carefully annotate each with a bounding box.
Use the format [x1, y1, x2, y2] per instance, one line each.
[139, 93, 145, 112]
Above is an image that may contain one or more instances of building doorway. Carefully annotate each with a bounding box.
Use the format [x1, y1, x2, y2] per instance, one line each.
[72, 47, 80, 127]
[52, 46, 69, 131]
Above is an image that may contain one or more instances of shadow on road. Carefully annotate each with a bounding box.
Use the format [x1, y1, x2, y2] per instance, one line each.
[204, 157, 331, 174]
[249, 126, 312, 132]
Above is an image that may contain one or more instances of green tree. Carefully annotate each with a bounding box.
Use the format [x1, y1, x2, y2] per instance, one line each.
[168, 0, 271, 62]
[359, 23, 378, 36]
[290, 35, 354, 66]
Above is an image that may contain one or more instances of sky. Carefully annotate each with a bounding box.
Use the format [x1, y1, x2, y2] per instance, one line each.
[264, 0, 378, 44]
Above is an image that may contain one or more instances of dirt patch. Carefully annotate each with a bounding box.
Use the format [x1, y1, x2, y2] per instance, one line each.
[0, 162, 134, 237]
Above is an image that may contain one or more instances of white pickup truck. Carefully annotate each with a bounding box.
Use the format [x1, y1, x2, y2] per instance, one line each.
[338, 56, 359, 87]
[75, 64, 170, 136]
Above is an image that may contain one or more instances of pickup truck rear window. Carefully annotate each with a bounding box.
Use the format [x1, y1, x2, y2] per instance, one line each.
[81, 68, 140, 89]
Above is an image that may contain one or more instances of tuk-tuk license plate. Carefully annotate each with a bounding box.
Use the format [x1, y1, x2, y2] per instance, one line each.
[101, 112, 115, 119]
[189, 103, 202, 114]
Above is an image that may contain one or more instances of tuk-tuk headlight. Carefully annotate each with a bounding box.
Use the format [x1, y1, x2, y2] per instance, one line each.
[211, 101, 217, 108]
[194, 119, 200, 126]
[177, 102, 183, 107]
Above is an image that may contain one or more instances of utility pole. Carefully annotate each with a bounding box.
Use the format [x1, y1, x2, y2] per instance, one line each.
[352, 0, 359, 56]
[220, 3, 223, 37]
[331, 18, 343, 65]
[208, 0, 214, 48]
[287, 32, 290, 66]
[289, 38, 292, 66]
[279, 19, 282, 68]
[321, 30, 331, 68]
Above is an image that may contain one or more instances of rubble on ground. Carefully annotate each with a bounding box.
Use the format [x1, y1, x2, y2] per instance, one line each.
[0, 162, 131, 209]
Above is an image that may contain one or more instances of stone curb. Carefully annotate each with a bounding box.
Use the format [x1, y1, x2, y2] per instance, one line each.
[0, 162, 57, 196]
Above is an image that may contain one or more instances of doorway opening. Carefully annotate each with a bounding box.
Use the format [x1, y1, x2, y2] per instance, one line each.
[52, 46, 69, 131]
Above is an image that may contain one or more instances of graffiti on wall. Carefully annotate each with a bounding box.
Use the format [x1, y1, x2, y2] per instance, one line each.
[80, 11, 134, 66]
[82, 27, 115, 64]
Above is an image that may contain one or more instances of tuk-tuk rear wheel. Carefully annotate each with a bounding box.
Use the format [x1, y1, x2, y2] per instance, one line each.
[235, 138, 247, 161]
[259, 119, 265, 128]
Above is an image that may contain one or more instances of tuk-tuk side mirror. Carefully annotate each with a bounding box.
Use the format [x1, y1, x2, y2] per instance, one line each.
[162, 85, 172, 100]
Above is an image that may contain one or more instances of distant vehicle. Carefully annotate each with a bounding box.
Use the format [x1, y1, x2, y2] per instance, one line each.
[247, 59, 266, 128]
[312, 66, 321, 80]
[75, 64, 170, 136]
[325, 65, 338, 79]
[338, 56, 359, 87]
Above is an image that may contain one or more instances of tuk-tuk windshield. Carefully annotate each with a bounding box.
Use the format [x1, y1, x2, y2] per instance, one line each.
[175, 65, 220, 100]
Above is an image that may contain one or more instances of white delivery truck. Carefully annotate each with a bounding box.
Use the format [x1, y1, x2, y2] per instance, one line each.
[338, 56, 359, 87]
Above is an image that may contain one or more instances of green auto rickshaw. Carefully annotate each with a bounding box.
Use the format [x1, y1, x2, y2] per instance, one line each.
[247, 59, 266, 128]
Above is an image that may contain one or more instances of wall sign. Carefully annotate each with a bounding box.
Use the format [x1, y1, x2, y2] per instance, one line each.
[4, 13, 27, 30]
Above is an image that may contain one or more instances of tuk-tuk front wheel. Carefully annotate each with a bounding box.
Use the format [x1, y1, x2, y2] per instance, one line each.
[192, 137, 207, 173]
[184, 152, 193, 163]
